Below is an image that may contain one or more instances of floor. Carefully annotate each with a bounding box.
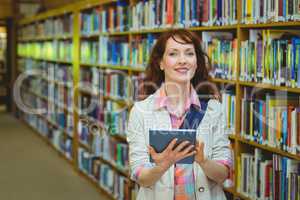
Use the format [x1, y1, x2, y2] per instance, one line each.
[0, 112, 110, 200]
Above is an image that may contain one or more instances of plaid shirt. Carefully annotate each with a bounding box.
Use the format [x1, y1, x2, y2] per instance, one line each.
[155, 84, 199, 200]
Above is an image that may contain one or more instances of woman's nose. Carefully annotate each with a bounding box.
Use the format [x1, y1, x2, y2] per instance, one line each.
[178, 54, 187, 64]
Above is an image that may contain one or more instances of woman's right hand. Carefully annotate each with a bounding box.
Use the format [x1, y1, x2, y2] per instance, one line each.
[148, 139, 196, 171]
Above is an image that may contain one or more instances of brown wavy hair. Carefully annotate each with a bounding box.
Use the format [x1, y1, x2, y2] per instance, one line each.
[141, 29, 220, 100]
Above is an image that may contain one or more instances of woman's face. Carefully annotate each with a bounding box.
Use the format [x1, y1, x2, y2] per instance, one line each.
[160, 36, 197, 85]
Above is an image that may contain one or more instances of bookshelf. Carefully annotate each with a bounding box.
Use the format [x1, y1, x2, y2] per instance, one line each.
[15, 0, 300, 200]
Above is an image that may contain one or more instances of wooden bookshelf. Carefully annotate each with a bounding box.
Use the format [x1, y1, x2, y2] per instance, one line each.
[238, 80, 300, 94]
[79, 24, 238, 37]
[26, 88, 73, 114]
[239, 21, 300, 29]
[15, 0, 300, 200]
[80, 63, 145, 72]
[237, 136, 300, 161]
[17, 56, 73, 65]
[78, 141, 129, 178]
[211, 78, 237, 85]
[18, 34, 73, 42]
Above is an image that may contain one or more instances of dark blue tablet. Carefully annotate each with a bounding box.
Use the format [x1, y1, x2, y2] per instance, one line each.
[149, 129, 196, 164]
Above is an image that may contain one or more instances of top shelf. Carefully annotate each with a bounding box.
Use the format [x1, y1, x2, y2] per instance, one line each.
[18, 0, 115, 25]
[239, 21, 300, 29]
[19, 22, 300, 42]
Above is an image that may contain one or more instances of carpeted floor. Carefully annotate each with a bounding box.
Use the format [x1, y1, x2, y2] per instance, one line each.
[0, 112, 110, 200]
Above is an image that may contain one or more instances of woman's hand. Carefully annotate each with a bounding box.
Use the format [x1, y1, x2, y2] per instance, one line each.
[195, 140, 207, 166]
[148, 139, 195, 171]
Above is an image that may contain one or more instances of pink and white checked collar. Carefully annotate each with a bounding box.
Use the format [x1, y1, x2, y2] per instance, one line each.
[153, 83, 201, 117]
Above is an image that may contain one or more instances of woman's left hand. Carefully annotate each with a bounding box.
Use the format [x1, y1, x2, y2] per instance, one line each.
[195, 140, 207, 165]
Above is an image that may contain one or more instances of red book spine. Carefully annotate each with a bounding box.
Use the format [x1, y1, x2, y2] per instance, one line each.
[166, 0, 174, 25]
[265, 163, 272, 197]
[203, 0, 208, 23]
[278, 0, 283, 18]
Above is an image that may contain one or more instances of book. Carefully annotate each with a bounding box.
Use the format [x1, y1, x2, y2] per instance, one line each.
[149, 129, 196, 164]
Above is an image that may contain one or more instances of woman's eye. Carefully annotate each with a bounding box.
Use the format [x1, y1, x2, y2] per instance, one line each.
[186, 52, 195, 56]
[168, 52, 177, 56]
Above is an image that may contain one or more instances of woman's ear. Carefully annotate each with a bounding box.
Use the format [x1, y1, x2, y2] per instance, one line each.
[159, 63, 164, 71]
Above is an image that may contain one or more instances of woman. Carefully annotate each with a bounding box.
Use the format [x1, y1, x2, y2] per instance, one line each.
[126, 29, 232, 200]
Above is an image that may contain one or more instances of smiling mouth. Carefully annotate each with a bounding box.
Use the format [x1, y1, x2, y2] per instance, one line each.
[175, 68, 189, 73]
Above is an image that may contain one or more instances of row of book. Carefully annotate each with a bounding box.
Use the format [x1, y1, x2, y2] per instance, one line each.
[23, 72, 73, 115]
[97, 135, 129, 170]
[239, 29, 300, 87]
[98, 36, 130, 66]
[19, 58, 75, 136]
[18, 41, 73, 61]
[21, 80, 74, 135]
[131, 0, 237, 30]
[47, 63, 73, 84]
[19, 0, 300, 39]
[202, 32, 237, 80]
[221, 92, 236, 133]
[100, 71, 135, 100]
[78, 147, 132, 200]
[19, 14, 73, 38]
[17, 58, 43, 73]
[80, 68, 144, 101]
[78, 94, 104, 121]
[26, 77, 49, 97]
[81, 38, 131, 67]
[78, 93, 128, 136]
[81, 34, 156, 68]
[42, 101, 74, 135]
[78, 119, 101, 151]
[241, 93, 300, 155]
[48, 83, 73, 112]
[80, 1, 130, 34]
[131, 35, 156, 68]
[241, 0, 300, 24]
[80, 0, 237, 34]
[20, 59, 74, 89]
[237, 148, 300, 200]
[22, 108, 73, 159]
[105, 101, 128, 136]
[78, 121, 129, 170]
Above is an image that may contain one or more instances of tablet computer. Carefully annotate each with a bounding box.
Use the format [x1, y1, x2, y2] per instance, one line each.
[149, 129, 196, 164]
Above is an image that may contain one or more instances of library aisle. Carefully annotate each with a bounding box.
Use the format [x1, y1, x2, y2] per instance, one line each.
[0, 112, 109, 200]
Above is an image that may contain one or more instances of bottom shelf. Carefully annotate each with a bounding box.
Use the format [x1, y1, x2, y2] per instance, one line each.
[78, 170, 117, 200]
[20, 118, 73, 166]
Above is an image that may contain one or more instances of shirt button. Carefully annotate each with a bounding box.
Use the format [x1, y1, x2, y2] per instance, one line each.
[198, 187, 205, 192]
